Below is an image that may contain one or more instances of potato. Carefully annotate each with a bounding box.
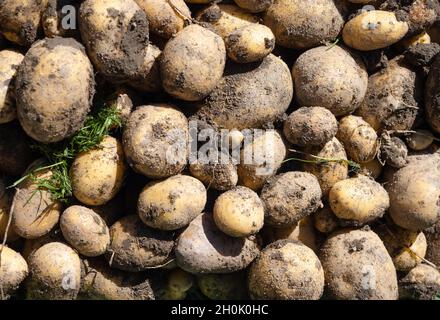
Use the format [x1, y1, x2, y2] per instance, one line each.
[197, 272, 248, 300]
[425, 54, 440, 133]
[123, 104, 189, 179]
[379, 133, 408, 168]
[314, 206, 339, 234]
[71, 136, 127, 206]
[337, 115, 379, 164]
[108, 215, 175, 272]
[42, 0, 80, 38]
[138, 175, 207, 231]
[263, 0, 344, 49]
[0, 180, 19, 242]
[213, 186, 264, 237]
[406, 130, 434, 151]
[425, 221, 440, 266]
[329, 175, 389, 226]
[399, 264, 440, 300]
[11, 160, 62, 240]
[0, 0, 48, 46]
[79, 0, 149, 82]
[175, 213, 260, 274]
[343, 11, 409, 51]
[238, 130, 287, 191]
[359, 158, 383, 179]
[400, 32, 431, 49]
[283, 107, 338, 148]
[248, 240, 324, 300]
[319, 228, 398, 300]
[292, 46, 368, 116]
[60, 206, 110, 257]
[0, 50, 24, 124]
[81, 258, 155, 300]
[128, 44, 162, 93]
[233, 0, 273, 13]
[135, 0, 191, 39]
[386, 154, 440, 231]
[226, 24, 275, 63]
[0, 246, 28, 299]
[195, 54, 293, 130]
[357, 57, 420, 132]
[16, 37, 95, 143]
[160, 25, 226, 101]
[261, 172, 323, 228]
[189, 160, 238, 191]
[160, 268, 194, 300]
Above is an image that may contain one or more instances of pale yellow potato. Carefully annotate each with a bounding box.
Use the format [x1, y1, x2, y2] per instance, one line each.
[71, 136, 127, 206]
[138, 175, 207, 231]
[0, 179, 19, 242]
[337, 115, 379, 164]
[213, 186, 264, 237]
[329, 175, 389, 226]
[399, 264, 440, 300]
[0, 50, 24, 124]
[26, 242, 81, 300]
[406, 130, 434, 151]
[0, 245, 28, 299]
[226, 24, 275, 63]
[189, 160, 238, 191]
[234, 0, 273, 13]
[359, 158, 383, 179]
[314, 206, 339, 234]
[197, 272, 248, 300]
[128, 45, 162, 93]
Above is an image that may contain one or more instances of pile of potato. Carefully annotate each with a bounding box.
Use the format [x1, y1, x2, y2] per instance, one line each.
[2, 0, 440, 300]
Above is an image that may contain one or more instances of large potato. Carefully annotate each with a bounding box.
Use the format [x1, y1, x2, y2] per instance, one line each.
[319, 228, 398, 300]
[175, 213, 260, 274]
[248, 240, 324, 300]
[16, 37, 95, 143]
[0, 50, 24, 124]
[71, 136, 127, 206]
[0, 246, 28, 299]
[292, 46, 368, 116]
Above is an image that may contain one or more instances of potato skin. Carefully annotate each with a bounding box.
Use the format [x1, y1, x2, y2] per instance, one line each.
[26, 242, 81, 300]
[319, 228, 398, 300]
[16, 37, 95, 143]
[197, 272, 248, 300]
[160, 25, 226, 101]
[0, 50, 24, 124]
[234, 0, 273, 13]
[128, 44, 162, 93]
[189, 161, 238, 191]
[138, 175, 207, 231]
[0, 246, 28, 299]
[261, 172, 323, 228]
[248, 240, 324, 300]
[71, 136, 127, 206]
[263, 0, 344, 49]
[123, 105, 189, 179]
[175, 213, 260, 274]
[60, 206, 110, 257]
[314, 206, 339, 234]
[292, 46, 368, 116]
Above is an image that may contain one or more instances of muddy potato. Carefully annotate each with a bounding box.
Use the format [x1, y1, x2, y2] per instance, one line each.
[128, 44, 162, 93]
[343, 11, 409, 51]
[329, 175, 389, 226]
[406, 130, 434, 151]
[314, 206, 339, 234]
[213, 186, 264, 237]
[319, 228, 398, 300]
[189, 160, 238, 191]
[263, 0, 344, 49]
[197, 272, 248, 300]
[261, 172, 323, 228]
[379, 133, 408, 168]
[108, 215, 175, 272]
[60, 206, 110, 257]
[425, 54, 440, 133]
[359, 158, 383, 179]
[175, 213, 260, 274]
[123, 105, 189, 179]
[79, 0, 149, 82]
[16, 37, 95, 143]
[0, 0, 48, 46]
[293, 46, 368, 116]
[0, 180, 19, 242]
[234, 0, 273, 12]
[42, 0, 80, 38]
[71, 136, 127, 206]
[160, 25, 226, 101]
[0, 246, 28, 299]
[249, 240, 324, 300]
[399, 264, 440, 300]
[138, 175, 207, 231]
[0, 50, 24, 124]
[237, 130, 287, 191]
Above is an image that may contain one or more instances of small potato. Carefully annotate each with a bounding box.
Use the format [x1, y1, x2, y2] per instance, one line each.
[284, 107, 338, 148]
[71, 136, 127, 206]
[319, 228, 398, 300]
[359, 158, 383, 179]
[42, 0, 80, 38]
[0, 180, 19, 242]
[213, 186, 264, 237]
[108, 215, 175, 272]
[197, 272, 248, 300]
[292, 46, 368, 116]
[128, 45, 162, 93]
[226, 24, 275, 63]
[175, 213, 260, 274]
[0, 246, 28, 299]
[60, 206, 110, 257]
[26, 242, 81, 300]
[0, 50, 24, 124]
[248, 240, 324, 300]
[399, 32, 431, 49]
[343, 11, 409, 51]
[406, 130, 434, 151]
[329, 175, 389, 226]
[399, 264, 440, 300]
[261, 172, 323, 228]
[16, 37, 95, 143]
[379, 133, 408, 168]
[314, 206, 339, 234]
[123, 104, 189, 179]
[138, 175, 207, 231]
[233, 0, 273, 13]
[160, 268, 194, 300]
[189, 160, 238, 191]
[160, 25, 226, 101]
[337, 115, 379, 164]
